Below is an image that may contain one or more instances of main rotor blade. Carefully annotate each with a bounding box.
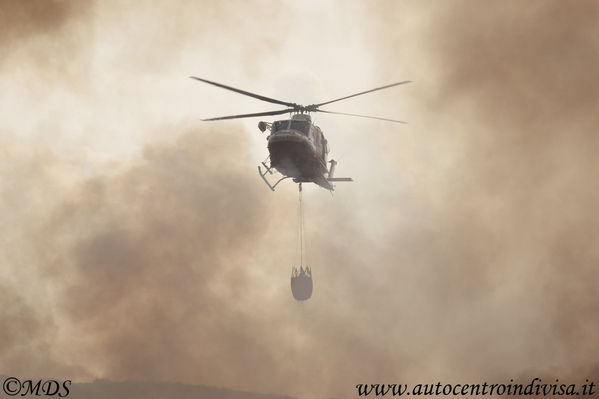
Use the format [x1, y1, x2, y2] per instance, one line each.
[312, 81, 411, 108]
[316, 109, 407, 124]
[202, 109, 292, 121]
[190, 77, 296, 108]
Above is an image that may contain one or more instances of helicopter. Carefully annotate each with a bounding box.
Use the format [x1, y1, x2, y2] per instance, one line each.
[190, 77, 410, 191]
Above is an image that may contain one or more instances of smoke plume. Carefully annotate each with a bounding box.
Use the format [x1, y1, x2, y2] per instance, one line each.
[1, 1, 598, 398]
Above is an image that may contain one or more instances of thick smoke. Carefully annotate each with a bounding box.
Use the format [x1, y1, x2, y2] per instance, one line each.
[17, 127, 408, 397]
[366, 0, 599, 382]
[0, 0, 85, 42]
[2, 1, 599, 398]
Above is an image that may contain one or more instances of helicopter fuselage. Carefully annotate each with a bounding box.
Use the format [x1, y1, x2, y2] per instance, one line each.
[266, 114, 330, 188]
[268, 133, 324, 177]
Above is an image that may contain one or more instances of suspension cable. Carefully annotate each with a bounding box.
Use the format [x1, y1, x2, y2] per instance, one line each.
[297, 183, 304, 267]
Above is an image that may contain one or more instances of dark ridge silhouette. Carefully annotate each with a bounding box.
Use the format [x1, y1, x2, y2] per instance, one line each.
[73, 379, 299, 399]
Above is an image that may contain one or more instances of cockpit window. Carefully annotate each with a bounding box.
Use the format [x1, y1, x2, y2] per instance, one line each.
[290, 120, 310, 135]
[272, 120, 289, 133]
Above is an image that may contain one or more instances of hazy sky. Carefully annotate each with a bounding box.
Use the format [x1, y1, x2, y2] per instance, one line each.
[1, 1, 599, 398]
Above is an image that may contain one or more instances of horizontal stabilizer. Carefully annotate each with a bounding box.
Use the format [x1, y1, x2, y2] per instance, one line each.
[327, 177, 353, 182]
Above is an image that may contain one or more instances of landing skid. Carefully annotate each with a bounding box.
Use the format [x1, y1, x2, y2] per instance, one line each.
[258, 163, 291, 191]
[257, 158, 353, 191]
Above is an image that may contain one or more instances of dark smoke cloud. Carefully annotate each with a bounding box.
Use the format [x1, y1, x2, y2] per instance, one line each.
[366, 0, 599, 381]
[0, 284, 49, 373]
[421, 2, 599, 359]
[0, 0, 83, 42]
[0, 139, 92, 379]
[0, 1, 97, 114]
[50, 128, 271, 377]
[3, 1, 599, 398]
[29, 126, 406, 397]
